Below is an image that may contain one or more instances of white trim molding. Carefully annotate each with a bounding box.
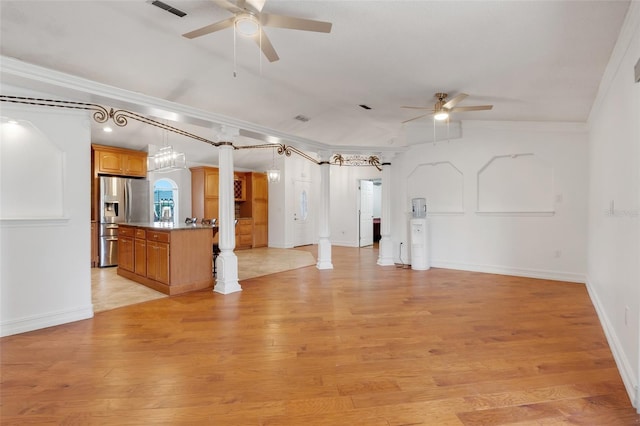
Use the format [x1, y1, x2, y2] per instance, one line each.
[0, 305, 94, 338]
[585, 275, 639, 409]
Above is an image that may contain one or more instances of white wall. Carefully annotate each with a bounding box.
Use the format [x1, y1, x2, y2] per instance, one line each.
[391, 121, 589, 282]
[586, 2, 640, 408]
[330, 165, 384, 247]
[268, 153, 320, 248]
[1, 88, 93, 337]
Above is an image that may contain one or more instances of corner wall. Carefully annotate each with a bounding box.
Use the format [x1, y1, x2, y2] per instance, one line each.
[1, 86, 93, 336]
[586, 2, 640, 408]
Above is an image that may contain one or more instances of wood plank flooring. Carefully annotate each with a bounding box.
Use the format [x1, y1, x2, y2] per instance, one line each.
[2, 245, 638, 425]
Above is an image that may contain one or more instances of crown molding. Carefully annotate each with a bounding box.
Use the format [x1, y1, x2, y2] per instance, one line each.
[588, 1, 640, 124]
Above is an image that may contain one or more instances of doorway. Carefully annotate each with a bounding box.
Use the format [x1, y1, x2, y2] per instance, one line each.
[358, 178, 382, 247]
[293, 180, 314, 247]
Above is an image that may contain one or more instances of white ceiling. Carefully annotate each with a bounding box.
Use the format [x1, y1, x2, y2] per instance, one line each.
[0, 0, 631, 168]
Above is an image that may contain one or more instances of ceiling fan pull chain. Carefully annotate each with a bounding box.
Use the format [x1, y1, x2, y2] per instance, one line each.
[233, 23, 237, 78]
[259, 26, 263, 76]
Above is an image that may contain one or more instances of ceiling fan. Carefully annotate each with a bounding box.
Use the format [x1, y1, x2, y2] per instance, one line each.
[182, 0, 332, 63]
[402, 93, 493, 124]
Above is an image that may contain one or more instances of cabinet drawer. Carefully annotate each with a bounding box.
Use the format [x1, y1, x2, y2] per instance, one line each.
[239, 234, 253, 246]
[147, 231, 170, 243]
[135, 229, 146, 239]
[119, 226, 134, 237]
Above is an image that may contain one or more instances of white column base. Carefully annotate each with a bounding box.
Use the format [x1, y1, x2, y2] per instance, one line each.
[377, 235, 395, 266]
[214, 250, 242, 294]
[316, 237, 333, 270]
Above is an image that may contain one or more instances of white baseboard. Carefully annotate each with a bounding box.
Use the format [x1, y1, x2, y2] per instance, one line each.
[430, 260, 586, 283]
[585, 276, 638, 409]
[0, 305, 94, 337]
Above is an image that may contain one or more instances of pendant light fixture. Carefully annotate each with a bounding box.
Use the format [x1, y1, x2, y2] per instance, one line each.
[266, 145, 280, 183]
[147, 121, 186, 172]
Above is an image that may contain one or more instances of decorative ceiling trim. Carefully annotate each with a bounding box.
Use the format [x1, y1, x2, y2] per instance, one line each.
[1, 95, 383, 170]
[0, 56, 406, 155]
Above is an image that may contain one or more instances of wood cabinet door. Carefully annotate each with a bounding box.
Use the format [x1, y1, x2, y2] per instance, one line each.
[97, 151, 123, 175]
[91, 222, 98, 267]
[147, 241, 170, 284]
[205, 169, 219, 198]
[156, 242, 170, 284]
[146, 242, 158, 281]
[204, 198, 219, 220]
[118, 236, 134, 272]
[124, 154, 147, 177]
[252, 173, 268, 247]
[134, 238, 147, 276]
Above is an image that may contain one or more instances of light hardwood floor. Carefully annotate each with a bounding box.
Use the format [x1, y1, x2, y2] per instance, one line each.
[3, 245, 639, 425]
[92, 247, 317, 312]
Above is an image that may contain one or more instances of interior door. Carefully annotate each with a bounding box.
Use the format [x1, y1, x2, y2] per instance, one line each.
[359, 180, 374, 247]
[293, 180, 313, 247]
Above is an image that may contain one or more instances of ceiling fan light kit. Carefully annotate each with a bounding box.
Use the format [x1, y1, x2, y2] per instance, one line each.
[402, 92, 493, 124]
[235, 13, 259, 36]
[182, 0, 332, 67]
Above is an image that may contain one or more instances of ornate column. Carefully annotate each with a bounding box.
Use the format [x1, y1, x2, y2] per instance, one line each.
[316, 151, 333, 269]
[214, 128, 242, 294]
[377, 154, 395, 266]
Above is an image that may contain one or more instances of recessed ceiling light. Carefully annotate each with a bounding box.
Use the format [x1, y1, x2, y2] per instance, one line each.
[103, 126, 113, 133]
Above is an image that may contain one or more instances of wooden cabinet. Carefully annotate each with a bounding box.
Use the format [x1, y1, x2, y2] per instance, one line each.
[234, 173, 247, 201]
[192, 168, 268, 249]
[117, 225, 213, 295]
[250, 173, 268, 247]
[147, 240, 170, 284]
[191, 166, 219, 220]
[238, 172, 269, 248]
[91, 221, 98, 267]
[235, 218, 253, 250]
[134, 229, 147, 276]
[92, 144, 147, 177]
[146, 231, 170, 284]
[118, 226, 135, 273]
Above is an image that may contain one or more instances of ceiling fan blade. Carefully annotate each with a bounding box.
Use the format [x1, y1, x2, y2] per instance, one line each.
[402, 114, 431, 124]
[253, 28, 279, 62]
[212, 0, 243, 14]
[401, 106, 434, 110]
[450, 105, 493, 112]
[260, 13, 332, 33]
[246, 0, 266, 12]
[443, 93, 468, 109]
[182, 17, 235, 39]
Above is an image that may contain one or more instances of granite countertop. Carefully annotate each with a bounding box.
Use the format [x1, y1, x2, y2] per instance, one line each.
[123, 222, 218, 231]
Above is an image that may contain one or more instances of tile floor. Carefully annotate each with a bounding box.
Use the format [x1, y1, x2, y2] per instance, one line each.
[92, 247, 317, 312]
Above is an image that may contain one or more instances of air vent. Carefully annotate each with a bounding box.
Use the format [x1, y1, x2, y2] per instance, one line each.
[151, 1, 187, 17]
[359, 104, 372, 110]
[294, 115, 310, 122]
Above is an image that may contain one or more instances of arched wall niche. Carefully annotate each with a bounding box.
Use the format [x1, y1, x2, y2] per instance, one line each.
[407, 161, 464, 214]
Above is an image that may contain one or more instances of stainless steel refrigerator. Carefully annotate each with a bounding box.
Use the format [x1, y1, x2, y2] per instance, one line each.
[99, 176, 150, 267]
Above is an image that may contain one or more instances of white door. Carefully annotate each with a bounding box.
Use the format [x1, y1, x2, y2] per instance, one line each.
[359, 180, 374, 247]
[293, 180, 314, 247]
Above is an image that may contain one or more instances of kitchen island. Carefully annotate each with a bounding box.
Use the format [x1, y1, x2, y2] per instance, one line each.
[117, 223, 216, 295]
